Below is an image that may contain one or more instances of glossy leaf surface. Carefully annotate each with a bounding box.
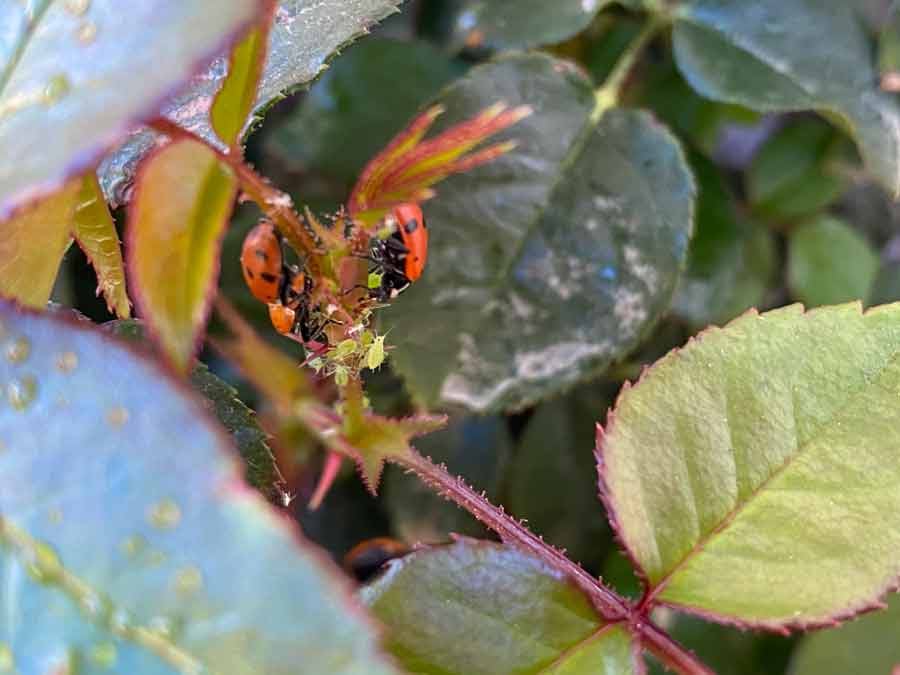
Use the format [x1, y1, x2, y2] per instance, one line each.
[128, 139, 237, 372]
[384, 54, 695, 412]
[673, 0, 900, 196]
[0, 0, 258, 215]
[363, 539, 637, 674]
[0, 300, 396, 675]
[99, 0, 403, 204]
[600, 303, 900, 628]
[211, 24, 269, 147]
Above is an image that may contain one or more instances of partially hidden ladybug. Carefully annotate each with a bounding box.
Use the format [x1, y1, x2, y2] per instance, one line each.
[241, 221, 323, 342]
[370, 203, 428, 302]
[343, 537, 409, 582]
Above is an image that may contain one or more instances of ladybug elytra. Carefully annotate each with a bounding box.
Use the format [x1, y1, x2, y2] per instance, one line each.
[370, 203, 428, 301]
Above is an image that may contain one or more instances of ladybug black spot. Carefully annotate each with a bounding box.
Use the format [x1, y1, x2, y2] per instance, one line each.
[245, 268, 255, 279]
[261, 272, 278, 284]
[404, 219, 419, 234]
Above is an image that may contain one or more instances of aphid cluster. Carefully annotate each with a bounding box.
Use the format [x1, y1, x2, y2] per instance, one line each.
[239, 203, 428, 371]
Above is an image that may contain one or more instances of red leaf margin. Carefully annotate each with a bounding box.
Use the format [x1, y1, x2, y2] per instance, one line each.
[595, 302, 900, 635]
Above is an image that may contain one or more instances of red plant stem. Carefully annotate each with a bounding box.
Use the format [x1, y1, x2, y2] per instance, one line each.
[148, 118, 319, 257]
[399, 449, 713, 675]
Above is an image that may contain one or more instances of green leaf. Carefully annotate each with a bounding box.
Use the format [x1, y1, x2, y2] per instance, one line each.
[0, 179, 77, 307]
[0, 0, 259, 216]
[99, 0, 403, 204]
[599, 302, 900, 628]
[450, 0, 614, 51]
[746, 120, 846, 222]
[383, 416, 511, 543]
[672, 0, 900, 196]
[362, 539, 638, 674]
[384, 53, 695, 412]
[127, 138, 237, 372]
[791, 594, 900, 674]
[72, 173, 131, 319]
[0, 300, 396, 675]
[788, 217, 879, 307]
[266, 37, 462, 186]
[211, 24, 268, 147]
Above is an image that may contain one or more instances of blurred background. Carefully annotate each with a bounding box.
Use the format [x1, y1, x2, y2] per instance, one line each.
[53, 2, 900, 672]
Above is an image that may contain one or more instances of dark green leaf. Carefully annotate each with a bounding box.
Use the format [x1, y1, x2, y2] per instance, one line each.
[99, 0, 403, 204]
[746, 120, 846, 222]
[383, 416, 511, 542]
[449, 0, 615, 50]
[384, 53, 695, 412]
[673, 0, 900, 196]
[363, 539, 638, 674]
[0, 0, 258, 216]
[0, 300, 396, 674]
[600, 303, 900, 627]
[266, 37, 462, 186]
[791, 594, 900, 674]
[787, 217, 878, 307]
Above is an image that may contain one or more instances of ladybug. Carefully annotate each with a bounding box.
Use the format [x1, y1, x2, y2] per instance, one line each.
[270, 268, 325, 342]
[240, 220, 284, 305]
[370, 203, 428, 302]
[343, 537, 409, 582]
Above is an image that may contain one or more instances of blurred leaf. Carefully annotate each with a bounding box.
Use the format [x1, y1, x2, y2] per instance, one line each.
[0, 179, 78, 307]
[673, 153, 775, 328]
[672, 0, 900, 196]
[0, 0, 258, 216]
[384, 54, 695, 412]
[790, 594, 900, 674]
[880, 9, 900, 91]
[507, 396, 612, 571]
[384, 416, 512, 543]
[267, 37, 462, 186]
[870, 258, 900, 306]
[363, 539, 638, 674]
[211, 22, 270, 147]
[102, 318, 281, 496]
[449, 0, 614, 51]
[600, 303, 900, 627]
[746, 120, 846, 222]
[0, 300, 396, 674]
[128, 138, 237, 372]
[72, 173, 130, 319]
[99, 0, 403, 205]
[787, 217, 878, 307]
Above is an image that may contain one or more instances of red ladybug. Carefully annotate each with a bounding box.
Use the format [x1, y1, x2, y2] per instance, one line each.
[370, 203, 428, 301]
[240, 220, 284, 305]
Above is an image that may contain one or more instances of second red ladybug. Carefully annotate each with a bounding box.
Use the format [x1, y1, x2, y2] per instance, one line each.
[369, 203, 429, 302]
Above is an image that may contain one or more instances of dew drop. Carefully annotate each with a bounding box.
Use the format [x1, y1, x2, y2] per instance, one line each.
[110, 608, 133, 634]
[90, 641, 117, 669]
[24, 540, 62, 583]
[0, 643, 13, 671]
[65, 0, 90, 16]
[76, 21, 97, 45]
[147, 498, 181, 529]
[78, 589, 110, 621]
[55, 351, 78, 373]
[106, 405, 129, 428]
[43, 74, 71, 105]
[120, 534, 147, 558]
[4, 336, 30, 363]
[173, 566, 203, 596]
[7, 375, 37, 411]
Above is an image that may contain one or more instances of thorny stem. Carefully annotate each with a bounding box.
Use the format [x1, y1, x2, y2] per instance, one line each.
[398, 450, 713, 675]
[592, 18, 661, 121]
[148, 118, 320, 258]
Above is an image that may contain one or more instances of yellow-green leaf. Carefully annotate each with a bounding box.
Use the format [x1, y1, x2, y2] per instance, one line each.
[0, 179, 79, 308]
[128, 139, 237, 372]
[211, 24, 269, 147]
[72, 173, 130, 318]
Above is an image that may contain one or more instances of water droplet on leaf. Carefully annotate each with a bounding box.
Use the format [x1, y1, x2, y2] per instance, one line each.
[76, 21, 97, 44]
[173, 566, 203, 596]
[43, 74, 71, 104]
[4, 336, 30, 363]
[24, 540, 62, 583]
[147, 498, 181, 529]
[64, 0, 90, 16]
[106, 406, 128, 428]
[7, 375, 37, 410]
[55, 351, 78, 372]
[120, 534, 146, 557]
